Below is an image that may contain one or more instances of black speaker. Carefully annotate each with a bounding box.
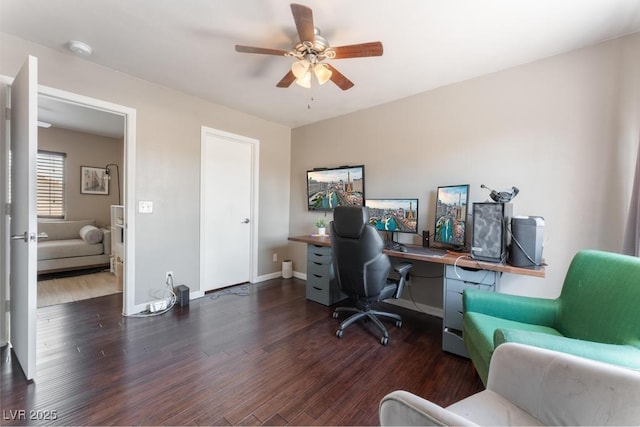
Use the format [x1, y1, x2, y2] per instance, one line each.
[422, 230, 430, 248]
[471, 203, 512, 262]
[175, 285, 190, 307]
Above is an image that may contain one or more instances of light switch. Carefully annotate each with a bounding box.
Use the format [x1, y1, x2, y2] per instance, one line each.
[139, 201, 153, 213]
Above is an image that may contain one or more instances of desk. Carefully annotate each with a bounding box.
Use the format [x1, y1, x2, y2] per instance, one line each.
[289, 235, 544, 277]
[289, 234, 545, 357]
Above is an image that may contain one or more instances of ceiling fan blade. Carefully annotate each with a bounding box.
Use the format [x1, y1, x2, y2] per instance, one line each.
[325, 64, 354, 90]
[235, 45, 289, 56]
[291, 3, 315, 44]
[331, 42, 383, 59]
[276, 70, 297, 88]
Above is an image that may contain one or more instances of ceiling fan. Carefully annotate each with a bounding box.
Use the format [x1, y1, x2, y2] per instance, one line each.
[235, 3, 383, 90]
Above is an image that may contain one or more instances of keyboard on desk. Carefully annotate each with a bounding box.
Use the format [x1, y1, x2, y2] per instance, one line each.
[404, 247, 447, 258]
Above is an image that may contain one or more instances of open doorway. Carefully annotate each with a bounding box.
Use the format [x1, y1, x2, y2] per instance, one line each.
[36, 95, 125, 307]
[35, 85, 136, 316]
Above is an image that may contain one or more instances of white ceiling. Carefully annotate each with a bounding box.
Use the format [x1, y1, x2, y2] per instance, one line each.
[38, 95, 125, 138]
[2, 0, 640, 132]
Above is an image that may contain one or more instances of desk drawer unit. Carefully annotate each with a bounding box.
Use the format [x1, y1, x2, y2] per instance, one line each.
[443, 265, 498, 358]
[306, 245, 347, 306]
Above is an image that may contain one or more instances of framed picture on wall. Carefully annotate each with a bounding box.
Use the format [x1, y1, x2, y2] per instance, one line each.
[80, 166, 109, 195]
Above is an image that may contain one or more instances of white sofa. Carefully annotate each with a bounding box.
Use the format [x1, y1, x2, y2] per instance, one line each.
[379, 342, 640, 426]
[37, 219, 111, 274]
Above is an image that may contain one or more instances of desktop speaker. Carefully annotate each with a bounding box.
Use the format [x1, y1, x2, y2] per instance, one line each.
[471, 202, 512, 262]
[175, 285, 190, 307]
[509, 216, 544, 269]
[422, 230, 430, 248]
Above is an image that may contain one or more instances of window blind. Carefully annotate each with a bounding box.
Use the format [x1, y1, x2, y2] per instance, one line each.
[37, 150, 66, 218]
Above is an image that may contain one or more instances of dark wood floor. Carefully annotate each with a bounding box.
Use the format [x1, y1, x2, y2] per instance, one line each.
[1, 278, 483, 426]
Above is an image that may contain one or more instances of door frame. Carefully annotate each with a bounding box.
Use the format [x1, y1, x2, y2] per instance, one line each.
[1, 80, 9, 347]
[199, 126, 259, 288]
[0, 75, 138, 319]
[38, 85, 137, 315]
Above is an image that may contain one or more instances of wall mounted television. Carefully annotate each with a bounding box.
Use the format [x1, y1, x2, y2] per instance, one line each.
[307, 165, 365, 211]
[365, 198, 419, 234]
[433, 184, 469, 250]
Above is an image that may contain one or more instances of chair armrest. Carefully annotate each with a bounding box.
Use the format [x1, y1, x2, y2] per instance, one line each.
[463, 289, 558, 327]
[379, 390, 478, 426]
[487, 342, 640, 426]
[393, 262, 412, 277]
[392, 262, 412, 298]
[494, 328, 640, 369]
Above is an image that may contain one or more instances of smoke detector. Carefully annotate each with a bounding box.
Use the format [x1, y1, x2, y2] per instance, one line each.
[67, 40, 93, 56]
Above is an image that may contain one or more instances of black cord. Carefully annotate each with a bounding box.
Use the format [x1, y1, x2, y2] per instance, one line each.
[209, 284, 250, 299]
[410, 273, 444, 280]
[406, 280, 436, 317]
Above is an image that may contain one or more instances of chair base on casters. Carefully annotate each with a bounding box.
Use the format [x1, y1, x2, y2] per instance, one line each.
[333, 303, 402, 346]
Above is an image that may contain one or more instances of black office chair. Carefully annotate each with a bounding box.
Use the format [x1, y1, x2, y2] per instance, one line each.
[330, 205, 412, 345]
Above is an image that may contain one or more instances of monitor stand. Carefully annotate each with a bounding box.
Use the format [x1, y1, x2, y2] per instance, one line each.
[384, 231, 406, 251]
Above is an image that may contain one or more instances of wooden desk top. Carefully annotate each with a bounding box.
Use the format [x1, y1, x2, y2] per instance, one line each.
[289, 234, 545, 278]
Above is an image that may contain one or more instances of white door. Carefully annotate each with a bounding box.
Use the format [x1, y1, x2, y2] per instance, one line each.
[9, 56, 38, 380]
[200, 128, 257, 291]
[1, 78, 10, 347]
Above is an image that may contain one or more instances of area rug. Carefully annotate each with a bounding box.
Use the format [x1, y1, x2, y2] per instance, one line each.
[37, 270, 121, 308]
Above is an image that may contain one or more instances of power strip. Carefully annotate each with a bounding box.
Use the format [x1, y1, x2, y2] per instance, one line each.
[149, 300, 168, 312]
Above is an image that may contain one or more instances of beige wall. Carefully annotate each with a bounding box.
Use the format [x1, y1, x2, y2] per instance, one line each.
[39, 127, 123, 226]
[1, 33, 292, 306]
[3, 30, 639, 313]
[290, 32, 640, 311]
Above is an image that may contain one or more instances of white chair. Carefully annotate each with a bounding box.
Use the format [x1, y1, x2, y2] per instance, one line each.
[379, 343, 640, 426]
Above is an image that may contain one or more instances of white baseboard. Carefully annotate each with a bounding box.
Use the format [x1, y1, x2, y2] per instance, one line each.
[255, 270, 306, 282]
[189, 290, 205, 300]
[255, 271, 283, 283]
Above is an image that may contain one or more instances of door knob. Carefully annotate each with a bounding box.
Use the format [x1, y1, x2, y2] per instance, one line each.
[11, 232, 28, 242]
[242, 218, 250, 224]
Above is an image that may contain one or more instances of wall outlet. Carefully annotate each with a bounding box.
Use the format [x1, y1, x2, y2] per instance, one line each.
[272, 253, 277, 262]
[138, 200, 153, 213]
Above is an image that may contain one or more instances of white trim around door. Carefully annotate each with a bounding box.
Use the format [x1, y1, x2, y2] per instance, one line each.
[35, 85, 138, 316]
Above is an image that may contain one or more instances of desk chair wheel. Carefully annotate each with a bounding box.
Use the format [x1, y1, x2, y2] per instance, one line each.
[332, 312, 340, 319]
[395, 320, 402, 328]
[336, 329, 344, 338]
[380, 336, 389, 346]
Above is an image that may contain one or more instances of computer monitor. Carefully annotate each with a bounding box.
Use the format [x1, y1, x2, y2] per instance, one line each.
[365, 198, 419, 234]
[433, 184, 469, 250]
[307, 165, 365, 211]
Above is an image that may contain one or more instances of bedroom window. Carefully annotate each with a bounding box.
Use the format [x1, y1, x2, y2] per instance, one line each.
[37, 150, 66, 218]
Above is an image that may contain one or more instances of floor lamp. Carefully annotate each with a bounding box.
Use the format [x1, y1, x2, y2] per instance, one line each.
[104, 163, 121, 206]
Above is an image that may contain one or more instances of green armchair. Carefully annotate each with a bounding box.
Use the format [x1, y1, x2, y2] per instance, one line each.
[463, 249, 640, 386]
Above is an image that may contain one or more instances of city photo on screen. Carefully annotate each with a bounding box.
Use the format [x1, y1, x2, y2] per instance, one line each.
[365, 198, 418, 233]
[307, 165, 365, 211]
[434, 184, 469, 249]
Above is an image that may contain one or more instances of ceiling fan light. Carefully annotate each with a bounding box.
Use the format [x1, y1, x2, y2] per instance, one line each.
[296, 70, 312, 88]
[314, 64, 332, 85]
[291, 59, 310, 79]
